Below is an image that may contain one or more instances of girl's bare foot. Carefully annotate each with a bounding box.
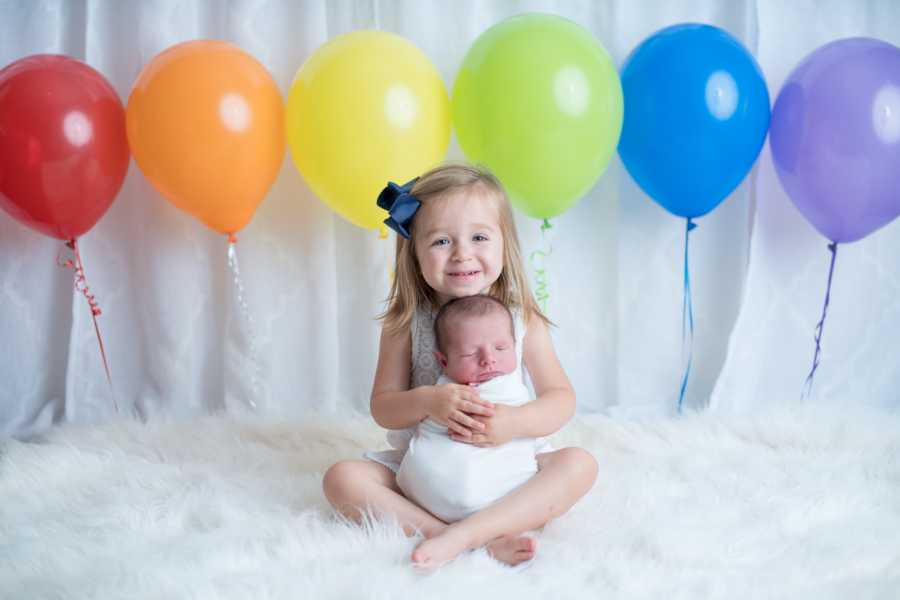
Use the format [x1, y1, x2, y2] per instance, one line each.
[485, 534, 537, 566]
[411, 528, 536, 569]
[410, 526, 473, 569]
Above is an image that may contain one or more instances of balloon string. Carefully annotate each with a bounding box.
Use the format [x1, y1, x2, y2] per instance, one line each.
[529, 219, 554, 314]
[802, 242, 838, 400]
[57, 238, 118, 413]
[227, 236, 260, 409]
[678, 218, 697, 414]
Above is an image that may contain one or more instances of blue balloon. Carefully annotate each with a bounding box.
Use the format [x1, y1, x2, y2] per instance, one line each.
[618, 23, 770, 218]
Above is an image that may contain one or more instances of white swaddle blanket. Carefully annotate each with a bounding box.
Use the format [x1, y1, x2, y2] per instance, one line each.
[395, 373, 538, 523]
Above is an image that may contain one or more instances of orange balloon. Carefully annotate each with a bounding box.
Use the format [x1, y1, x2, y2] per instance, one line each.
[127, 40, 284, 235]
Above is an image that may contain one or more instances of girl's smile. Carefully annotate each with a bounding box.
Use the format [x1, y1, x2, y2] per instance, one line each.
[446, 269, 481, 279]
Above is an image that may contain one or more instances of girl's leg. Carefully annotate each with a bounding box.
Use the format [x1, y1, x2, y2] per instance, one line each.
[410, 447, 598, 567]
[322, 459, 536, 565]
[322, 459, 444, 537]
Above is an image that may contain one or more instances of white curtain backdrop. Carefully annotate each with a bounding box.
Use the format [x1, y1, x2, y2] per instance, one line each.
[711, 0, 900, 414]
[1, 0, 898, 439]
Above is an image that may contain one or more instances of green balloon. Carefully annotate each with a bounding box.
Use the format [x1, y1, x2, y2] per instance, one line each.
[453, 14, 623, 219]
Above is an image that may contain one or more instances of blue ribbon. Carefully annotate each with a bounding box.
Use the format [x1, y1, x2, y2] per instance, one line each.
[802, 242, 838, 399]
[376, 178, 420, 239]
[678, 217, 697, 414]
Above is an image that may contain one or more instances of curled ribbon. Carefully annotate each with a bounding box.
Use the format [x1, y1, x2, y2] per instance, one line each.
[226, 236, 261, 410]
[802, 242, 838, 399]
[529, 219, 554, 314]
[678, 218, 697, 414]
[57, 238, 117, 412]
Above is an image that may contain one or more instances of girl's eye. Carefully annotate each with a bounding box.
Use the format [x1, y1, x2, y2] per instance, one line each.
[431, 238, 450, 247]
[473, 234, 489, 242]
[495, 346, 508, 352]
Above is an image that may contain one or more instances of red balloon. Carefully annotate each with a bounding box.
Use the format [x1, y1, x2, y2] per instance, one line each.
[0, 55, 129, 240]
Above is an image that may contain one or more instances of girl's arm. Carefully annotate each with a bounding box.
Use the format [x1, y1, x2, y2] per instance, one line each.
[370, 325, 429, 430]
[514, 315, 576, 437]
[370, 325, 494, 434]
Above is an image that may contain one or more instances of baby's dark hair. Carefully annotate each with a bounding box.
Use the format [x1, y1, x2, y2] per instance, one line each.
[433, 294, 515, 354]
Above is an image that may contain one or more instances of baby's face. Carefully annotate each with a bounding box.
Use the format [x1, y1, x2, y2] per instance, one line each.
[437, 312, 516, 385]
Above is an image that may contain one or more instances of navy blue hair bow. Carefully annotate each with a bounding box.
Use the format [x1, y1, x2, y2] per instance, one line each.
[376, 178, 420, 239]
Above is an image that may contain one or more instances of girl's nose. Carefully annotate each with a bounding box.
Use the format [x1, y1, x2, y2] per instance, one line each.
[451, 241, 471, 261]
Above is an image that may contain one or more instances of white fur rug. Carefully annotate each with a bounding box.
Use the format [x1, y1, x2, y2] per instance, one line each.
[2, 407, 899, 599]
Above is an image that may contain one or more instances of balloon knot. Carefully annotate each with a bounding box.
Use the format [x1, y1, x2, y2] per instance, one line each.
[227, 233, 238, 244]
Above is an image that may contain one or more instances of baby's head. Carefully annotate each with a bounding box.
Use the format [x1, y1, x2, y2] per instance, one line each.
[433, 294, 516, 385]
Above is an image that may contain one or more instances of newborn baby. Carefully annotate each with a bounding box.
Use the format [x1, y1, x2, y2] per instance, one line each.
[396, 295, 538, 523]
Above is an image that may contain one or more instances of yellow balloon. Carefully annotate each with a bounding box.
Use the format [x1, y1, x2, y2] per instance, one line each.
[287, 31, 450, 230]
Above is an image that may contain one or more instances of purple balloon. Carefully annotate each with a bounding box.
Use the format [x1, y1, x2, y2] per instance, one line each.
[771, 38, 900, 243]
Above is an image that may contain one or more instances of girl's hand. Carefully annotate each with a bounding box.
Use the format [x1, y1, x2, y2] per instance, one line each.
[450, 403, 517, 447]
[425, 383, 495, 438]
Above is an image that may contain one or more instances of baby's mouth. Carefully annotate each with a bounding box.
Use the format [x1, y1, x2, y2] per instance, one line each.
[475, 371, 502, 383]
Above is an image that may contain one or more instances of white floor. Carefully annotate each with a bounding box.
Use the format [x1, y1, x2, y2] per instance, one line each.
[2, 407, 899, 599]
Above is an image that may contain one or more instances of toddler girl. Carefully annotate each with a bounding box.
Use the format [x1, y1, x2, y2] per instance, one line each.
[322, 164, 598, 569]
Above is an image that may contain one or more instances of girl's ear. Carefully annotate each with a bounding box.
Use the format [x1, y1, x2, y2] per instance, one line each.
[434, 351, 448, 368]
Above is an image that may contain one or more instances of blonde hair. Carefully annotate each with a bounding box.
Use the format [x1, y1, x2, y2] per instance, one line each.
[379, 163, 550, 335]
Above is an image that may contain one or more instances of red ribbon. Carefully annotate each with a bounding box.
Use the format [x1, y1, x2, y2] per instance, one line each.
[58, 238, 117, 412]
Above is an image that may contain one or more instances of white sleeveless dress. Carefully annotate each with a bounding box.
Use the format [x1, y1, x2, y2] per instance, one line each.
[364, 304, 553, 521]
